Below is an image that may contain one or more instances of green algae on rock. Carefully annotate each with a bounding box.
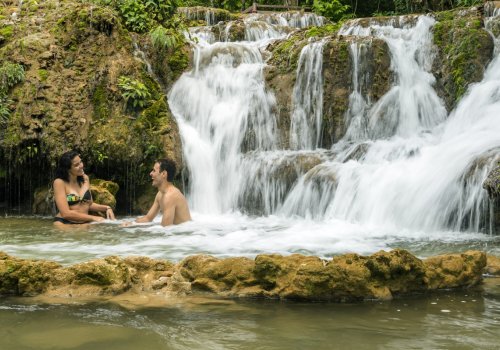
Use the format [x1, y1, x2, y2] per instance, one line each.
[0, 250, 491, 302]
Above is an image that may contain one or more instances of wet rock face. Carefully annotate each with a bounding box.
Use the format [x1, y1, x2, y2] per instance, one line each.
[266, 34, 393, 149]
[431, 9, 495, 110]
[0, 249, 489, 302]
[484, 163, 500, 233]
[265, 9, 495, 147]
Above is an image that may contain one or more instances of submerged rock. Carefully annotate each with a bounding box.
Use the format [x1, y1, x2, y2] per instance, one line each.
[0, 250, 491, 303]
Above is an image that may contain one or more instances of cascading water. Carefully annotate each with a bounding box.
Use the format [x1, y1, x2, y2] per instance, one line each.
[289, 39, 326, 150]
[339, 16, 447, 139]
[343, 40, 371, 141]
[164, 10, 500, 259]
[282, 14, 500, 233]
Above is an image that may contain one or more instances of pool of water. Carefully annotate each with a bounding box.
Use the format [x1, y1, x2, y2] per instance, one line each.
[0, 216, 499, 264]
[1, 216, 500, 349]
[1, 281, 499, 350]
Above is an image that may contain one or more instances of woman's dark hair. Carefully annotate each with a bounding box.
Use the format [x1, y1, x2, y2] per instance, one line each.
[157, 157, 176, 182]
[55, 150, 84, 186]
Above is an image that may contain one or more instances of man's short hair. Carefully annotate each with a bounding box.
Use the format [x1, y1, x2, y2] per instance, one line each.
[157, 158, 176, 182]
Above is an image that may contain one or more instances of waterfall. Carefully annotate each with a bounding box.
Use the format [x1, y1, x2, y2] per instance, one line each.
[339, 16, 447, 139]
[169, 10, 500, 234]
[282, 14, 500, 232]
[168, 39, 278, 214]
[343, 40, 371, 141]
[289, 39, 326, 150]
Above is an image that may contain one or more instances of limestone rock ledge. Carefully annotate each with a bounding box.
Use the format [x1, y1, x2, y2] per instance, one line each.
[0, 250, 492, 302]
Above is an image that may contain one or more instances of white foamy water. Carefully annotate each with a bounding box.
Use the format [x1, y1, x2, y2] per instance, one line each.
[1, 216, 497, 264]
[283, 14, 500, 233]
[289, 39, 326, 150]
[339, 15, 447, 139]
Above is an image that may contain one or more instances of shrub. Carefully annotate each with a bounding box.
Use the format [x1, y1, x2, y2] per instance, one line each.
[117, 76, 152, 108]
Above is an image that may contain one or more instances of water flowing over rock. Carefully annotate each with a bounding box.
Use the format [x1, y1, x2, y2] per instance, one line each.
[166, 7, 500, 234]
[484, 163, 500, 233]
[0, 250, 490, 302]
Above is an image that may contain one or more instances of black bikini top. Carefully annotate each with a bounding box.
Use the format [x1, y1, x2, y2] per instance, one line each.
[66, 189, 92, 206]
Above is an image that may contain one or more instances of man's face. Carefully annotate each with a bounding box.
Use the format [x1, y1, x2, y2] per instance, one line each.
[150, 162, 165, 188]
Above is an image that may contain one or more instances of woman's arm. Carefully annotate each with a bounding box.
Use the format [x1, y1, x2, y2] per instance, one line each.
[53, 179, 104, 223]
[89, 202, 116, 220]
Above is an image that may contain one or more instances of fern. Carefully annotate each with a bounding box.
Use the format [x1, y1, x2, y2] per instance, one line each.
[0, 62, 25, 95]
[150, 25, 179, 50]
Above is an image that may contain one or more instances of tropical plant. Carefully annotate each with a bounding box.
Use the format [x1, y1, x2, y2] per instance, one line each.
[144, 0, 180, 22]
[150, 25, 180, 50]
[0, 62, 25, 95]
[117, 76, 152, 108]
[150, 14, 188, 50]
[0, 62, 24, 126]
[313, 0, 350, 22]
[117, 0, 151, 32]
[0, 98, 11, 125]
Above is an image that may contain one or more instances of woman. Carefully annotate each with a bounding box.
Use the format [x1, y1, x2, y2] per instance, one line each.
[53, 150, 116, 225]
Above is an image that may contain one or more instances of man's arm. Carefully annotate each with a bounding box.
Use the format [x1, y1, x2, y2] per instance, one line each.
[160, 195, 176, 226]
[136, 193, 160, 223]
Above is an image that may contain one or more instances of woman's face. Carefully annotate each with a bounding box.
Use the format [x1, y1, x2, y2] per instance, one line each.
[68, 155, 84, 177]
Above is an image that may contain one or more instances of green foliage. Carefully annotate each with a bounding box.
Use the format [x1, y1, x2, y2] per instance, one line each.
[454, 0, 483, 6]
[118, 0, 151, 33]
[0, 63, 25, 95]
[150, 25, 180, 50]
[150, 14, 188, 50]
[0, 25, 14, 39]
[0, 62, 24, 126]
[115, 0, 181, 32]
[313, 0, 350, 22]
[117, 76, 152, 108]
[0, 98, 11, 125]
[144, 0, 180, 22]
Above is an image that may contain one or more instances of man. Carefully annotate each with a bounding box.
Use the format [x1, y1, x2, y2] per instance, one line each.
[129, 158, 191, 226]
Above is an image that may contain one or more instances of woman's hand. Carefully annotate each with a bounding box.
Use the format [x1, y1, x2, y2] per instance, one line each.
[93, 215, 105, 222]
[106, 207, 116, 220]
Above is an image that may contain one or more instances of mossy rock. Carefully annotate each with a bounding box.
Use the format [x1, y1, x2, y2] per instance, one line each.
[483, 163, 500, 198]
[432, 10, 494, 110]
[268, 31, 308, 74]
[91, 179, 119, 196]
[68, 256, 130, 294]
[32, 186, 55, 215]
[90, 183, 117, 209]
[177, 6, 235, 25]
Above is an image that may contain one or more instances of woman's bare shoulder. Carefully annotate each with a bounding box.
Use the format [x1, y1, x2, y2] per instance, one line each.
[53, 178, 65, 186]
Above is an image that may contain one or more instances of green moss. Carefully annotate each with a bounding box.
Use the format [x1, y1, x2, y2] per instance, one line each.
[91, 82, 110, 121]
[433, 13, 488, 102]
[0, 25, 13, 39]
[37, 69, 48, 81]
[305, 23, 343, 38]
[269, 32, 308, 74]
[167, 47, 189, 81]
